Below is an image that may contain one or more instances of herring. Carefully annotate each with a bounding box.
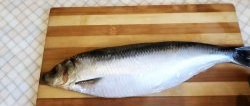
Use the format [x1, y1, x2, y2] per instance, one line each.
[41, 41, 250, 98]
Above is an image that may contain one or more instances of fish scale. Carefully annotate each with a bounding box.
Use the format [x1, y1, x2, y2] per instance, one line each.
[41, 41, 250, 98]
[74, 42, 223, 60]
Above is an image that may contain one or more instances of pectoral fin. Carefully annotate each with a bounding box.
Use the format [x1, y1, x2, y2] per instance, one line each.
[75, 78, 101, 85]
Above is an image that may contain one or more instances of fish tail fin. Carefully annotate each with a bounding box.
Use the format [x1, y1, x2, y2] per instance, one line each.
[233, 46, 250, 67]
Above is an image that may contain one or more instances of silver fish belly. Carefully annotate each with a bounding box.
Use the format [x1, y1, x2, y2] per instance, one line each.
[41, 42, 249, 98]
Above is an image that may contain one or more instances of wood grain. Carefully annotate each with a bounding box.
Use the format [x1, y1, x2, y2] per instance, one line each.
[49, 12, 237, 26]
[50, 4, 235, 15]
[37, 96, 250, 106]
[47, 23, 240, 36]
[45, 33, 242, 48]
[38, 4, 249, 106]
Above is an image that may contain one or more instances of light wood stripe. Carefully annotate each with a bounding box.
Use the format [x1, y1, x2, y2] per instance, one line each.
[48, 12, 237, 26]
[45, 33, 242, 48]
[47, 23, 240, 36]
[50, 4, 235, 16]
[37, 82, 250, 98]
[37, 96, 250, 106]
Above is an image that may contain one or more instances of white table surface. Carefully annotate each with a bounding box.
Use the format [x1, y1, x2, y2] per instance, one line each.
[0, 0, 250, 106]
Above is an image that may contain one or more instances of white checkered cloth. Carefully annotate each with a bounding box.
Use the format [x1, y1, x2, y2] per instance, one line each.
[0, 0, 250, 106]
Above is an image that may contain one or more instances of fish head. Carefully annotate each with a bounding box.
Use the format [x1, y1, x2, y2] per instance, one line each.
[41, 59, 76, 88]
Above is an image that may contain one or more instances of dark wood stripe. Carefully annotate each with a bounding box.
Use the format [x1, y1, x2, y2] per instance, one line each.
[50, 4, 235, 16]
[41, 47, 98, 72]
[37, 96, 250, 106]
[47, 23, 240, 36]
[41, 48, 250, 82]
[43, 48, 97, 60]
[188, 64, 250, 82]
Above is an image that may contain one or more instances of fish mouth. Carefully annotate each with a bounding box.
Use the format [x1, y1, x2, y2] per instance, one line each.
[39, 71, 68, 86]
[39, 72, 55, 85]
[39, 73, 47, 85]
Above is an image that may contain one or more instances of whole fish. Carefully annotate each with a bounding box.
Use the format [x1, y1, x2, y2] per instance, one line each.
[41, 41, 250, 98]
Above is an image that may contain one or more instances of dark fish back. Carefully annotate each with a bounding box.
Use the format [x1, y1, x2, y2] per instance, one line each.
[73, 41, 229, 61]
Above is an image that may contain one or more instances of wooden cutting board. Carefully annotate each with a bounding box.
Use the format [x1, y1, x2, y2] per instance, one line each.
[37, 4, 250, 106]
